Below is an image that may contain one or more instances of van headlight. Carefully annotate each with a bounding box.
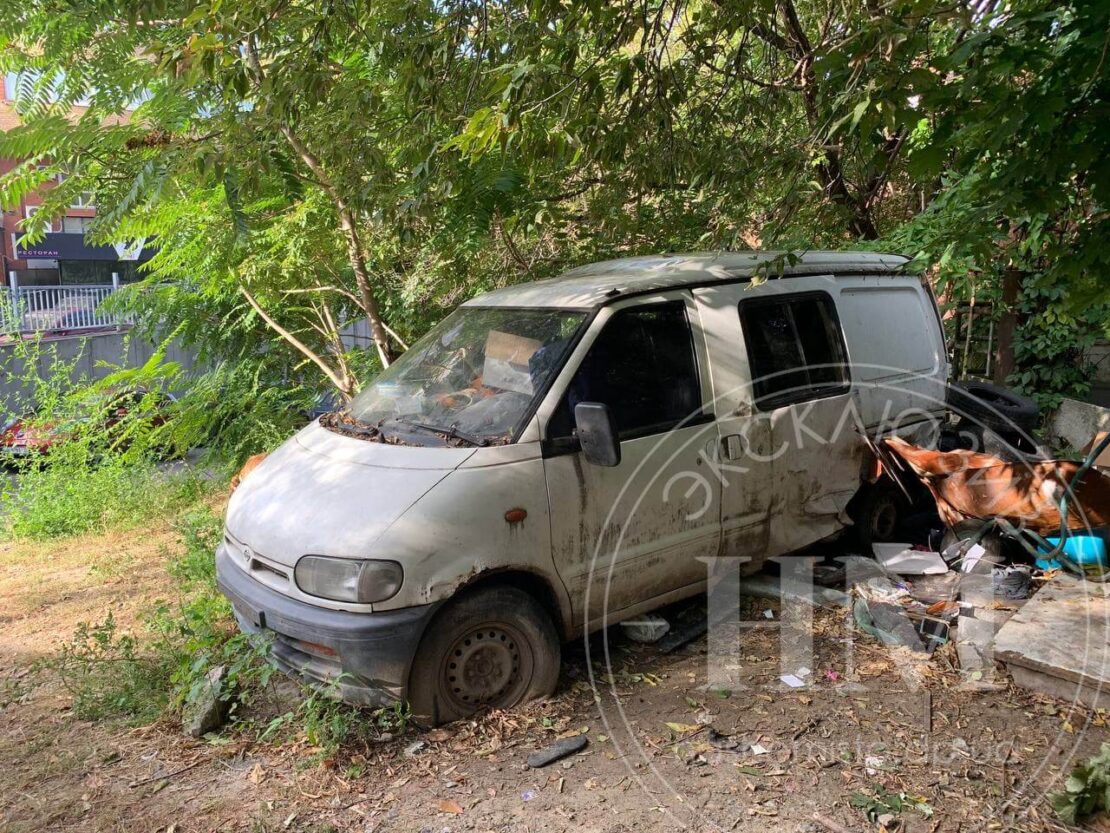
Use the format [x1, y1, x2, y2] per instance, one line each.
[294, 556, 403, 604]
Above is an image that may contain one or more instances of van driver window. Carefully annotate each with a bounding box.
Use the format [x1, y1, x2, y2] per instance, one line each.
[739, 294, 848, 409]
[548, 302, 702, 441]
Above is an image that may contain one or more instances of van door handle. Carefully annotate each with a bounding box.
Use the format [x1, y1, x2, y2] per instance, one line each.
[721, 434, 745, 460]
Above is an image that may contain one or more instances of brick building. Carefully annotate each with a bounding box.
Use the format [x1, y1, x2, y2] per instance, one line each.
[0, 77, 151, 288]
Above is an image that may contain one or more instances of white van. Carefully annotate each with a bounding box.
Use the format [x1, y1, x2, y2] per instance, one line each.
[217, 252, 948, 724]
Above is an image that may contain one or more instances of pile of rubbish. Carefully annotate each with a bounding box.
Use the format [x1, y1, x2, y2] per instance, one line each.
[842, 426, 1110, 694]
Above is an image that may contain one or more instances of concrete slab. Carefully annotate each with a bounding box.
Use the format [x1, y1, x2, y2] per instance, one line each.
[1050, 397, 1110, 453]
[994, 575, 1110, 708]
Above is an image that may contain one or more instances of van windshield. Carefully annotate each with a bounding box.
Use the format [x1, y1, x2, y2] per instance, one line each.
[342, 307, 587, 445]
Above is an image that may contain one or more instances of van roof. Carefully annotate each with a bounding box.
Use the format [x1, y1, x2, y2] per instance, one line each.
[464, 250, 910, 309]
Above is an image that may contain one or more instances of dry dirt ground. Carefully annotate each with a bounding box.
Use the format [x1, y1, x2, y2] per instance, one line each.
[2, 521, 1109, 833]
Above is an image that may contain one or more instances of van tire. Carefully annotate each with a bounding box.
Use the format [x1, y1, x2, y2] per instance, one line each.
[407, 585, 560, 727]
[852, 480, 905, 549]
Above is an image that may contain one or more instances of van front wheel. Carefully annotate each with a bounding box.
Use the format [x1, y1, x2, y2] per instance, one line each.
[407, 585, 560, 726]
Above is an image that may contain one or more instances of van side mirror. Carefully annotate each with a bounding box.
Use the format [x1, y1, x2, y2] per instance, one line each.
[574, 402, 621, 467]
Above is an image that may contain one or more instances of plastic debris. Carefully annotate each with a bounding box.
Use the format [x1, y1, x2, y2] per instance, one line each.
[526, 734, 588, 768]
[872, 543, 948, 575]
[881, 435, 1110, 534]
[619, 615, 670, 643]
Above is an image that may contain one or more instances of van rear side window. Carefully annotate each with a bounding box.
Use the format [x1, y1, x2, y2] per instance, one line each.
[739, 294, 849, 409]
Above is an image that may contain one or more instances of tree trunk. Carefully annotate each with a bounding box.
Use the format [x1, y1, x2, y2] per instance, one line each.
[278, 126, 396, 368]
[243, 37, 396, 368]
[993, 266, 1021, 385]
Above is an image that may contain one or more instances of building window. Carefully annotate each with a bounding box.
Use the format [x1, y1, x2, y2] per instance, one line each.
[61, 215, 95, 234]
[739, 293, 850, 409]
[55, 173, 96, 208]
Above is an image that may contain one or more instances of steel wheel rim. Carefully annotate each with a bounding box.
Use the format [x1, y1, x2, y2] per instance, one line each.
[440, 622, 532, 712]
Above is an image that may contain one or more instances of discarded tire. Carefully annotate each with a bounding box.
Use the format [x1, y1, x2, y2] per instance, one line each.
[948, 380, 1038, 434]
[407, 585, 560, 726]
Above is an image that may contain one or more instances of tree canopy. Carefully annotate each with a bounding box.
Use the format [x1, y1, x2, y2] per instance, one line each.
[0, 0, 1106, 412]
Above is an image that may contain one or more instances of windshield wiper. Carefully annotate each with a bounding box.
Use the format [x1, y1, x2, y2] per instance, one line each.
[389, 417, 489, 447]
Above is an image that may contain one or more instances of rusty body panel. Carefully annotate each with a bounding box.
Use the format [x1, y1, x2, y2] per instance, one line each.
[881, 436, 1110, 533]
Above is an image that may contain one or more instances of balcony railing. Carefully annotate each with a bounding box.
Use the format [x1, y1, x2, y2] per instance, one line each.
[0, 279, 132, 337]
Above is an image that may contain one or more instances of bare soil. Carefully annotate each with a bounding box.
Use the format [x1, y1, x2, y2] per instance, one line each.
[2, 523, 1108, 833]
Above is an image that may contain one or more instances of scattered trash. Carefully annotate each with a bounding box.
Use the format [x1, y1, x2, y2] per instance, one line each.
[905, 611, 951, 652]
[856, 576, 909, 603]
[404, 740, 428, 757]
[992, 565, 1033, 600]
[521, 790, 536, 802]
[780, 674, 806, 689]
[525, 734, 588, 768]
[853, 598, 926, 652]
[762, 608, 774, 620]
[955, 542, 988, 574]
[751, 743, 769, 755]
[619, 615, 670, 643]
[864, 755, 885, 775]
[905, 572, 960, 605]
[872, 543, 948, 575]
[812, 561, 846, 588]
[824, 669, 841, 682]
[707, 728, 745, 751]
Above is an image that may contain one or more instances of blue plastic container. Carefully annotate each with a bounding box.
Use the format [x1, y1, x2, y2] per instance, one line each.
[1036, 532, 1108, 572]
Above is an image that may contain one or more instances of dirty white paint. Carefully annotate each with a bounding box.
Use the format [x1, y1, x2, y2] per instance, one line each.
[224, 253, 948, 638]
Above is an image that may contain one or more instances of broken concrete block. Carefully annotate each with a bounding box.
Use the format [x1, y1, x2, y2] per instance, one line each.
[182, 665, 233, 738]
[995, 575, 1110, 708]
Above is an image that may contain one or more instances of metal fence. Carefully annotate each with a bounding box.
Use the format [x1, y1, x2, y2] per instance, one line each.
[0, 276, 131, 337]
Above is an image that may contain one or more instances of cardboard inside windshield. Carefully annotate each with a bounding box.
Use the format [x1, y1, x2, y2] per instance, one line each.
[483, 330, 542, 394]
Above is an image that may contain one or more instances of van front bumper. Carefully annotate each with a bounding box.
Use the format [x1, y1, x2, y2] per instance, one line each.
[215, 544, 438, 707]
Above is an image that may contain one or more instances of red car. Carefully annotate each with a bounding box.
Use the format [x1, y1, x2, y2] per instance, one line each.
[0, 388, 174, 461]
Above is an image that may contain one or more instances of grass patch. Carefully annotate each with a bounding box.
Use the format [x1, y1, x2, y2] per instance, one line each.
[1, 457, 208, 541]
[40, 502, 411, 751]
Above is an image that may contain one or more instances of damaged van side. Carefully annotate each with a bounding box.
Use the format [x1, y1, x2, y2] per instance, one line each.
[216, 251, 948, 725]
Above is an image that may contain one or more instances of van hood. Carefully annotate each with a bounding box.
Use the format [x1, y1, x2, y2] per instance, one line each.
[225, 421, 475, 567]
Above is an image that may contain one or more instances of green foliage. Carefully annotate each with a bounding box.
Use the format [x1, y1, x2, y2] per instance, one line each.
[258, 684, 410, 762]
[850, 786, 934, 822]
[1, 455, 203, 540]
[0, 0, 1106, 423]
[49, 611, 174, 723]
[1050, 742, 1110, 825]
[44, 502, 409, 752]
[0, 338, 209, 540]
